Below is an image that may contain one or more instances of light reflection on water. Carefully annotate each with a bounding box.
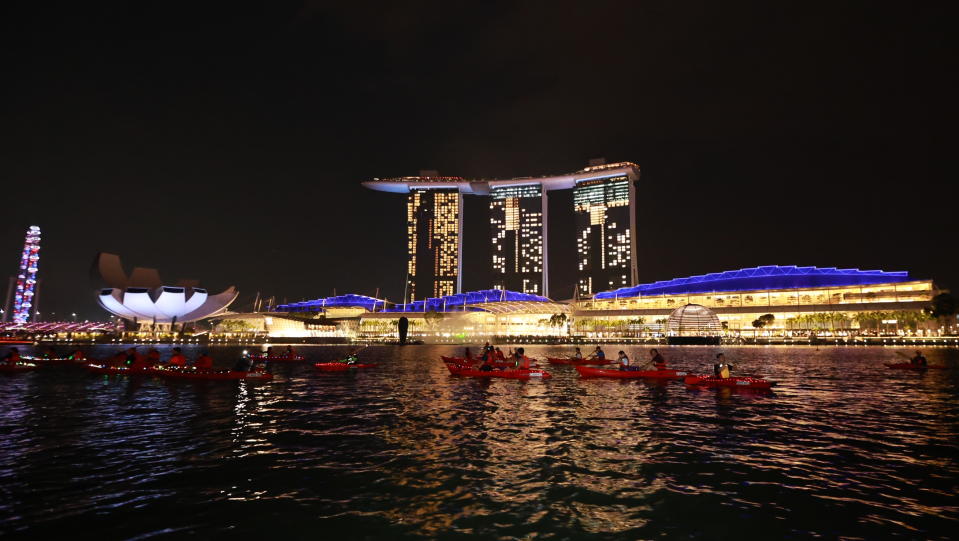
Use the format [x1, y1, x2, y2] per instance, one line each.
[0, 344, 957, 538]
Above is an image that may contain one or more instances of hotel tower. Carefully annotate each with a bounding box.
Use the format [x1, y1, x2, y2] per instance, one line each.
[363, 161, 640, 300]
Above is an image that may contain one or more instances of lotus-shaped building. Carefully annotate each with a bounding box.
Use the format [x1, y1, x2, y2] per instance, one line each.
[93, 253, 237, 323]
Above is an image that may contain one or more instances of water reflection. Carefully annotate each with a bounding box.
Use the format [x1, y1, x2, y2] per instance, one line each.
[0, 344, 956, 538]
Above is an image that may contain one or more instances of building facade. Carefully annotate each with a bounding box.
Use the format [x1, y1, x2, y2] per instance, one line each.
[573, 265, 942, 337]
[573, 172, 637, 296]
[363, 161, 641, 299]
[490, 184, 545, 295]
[406, 187, 462, 302]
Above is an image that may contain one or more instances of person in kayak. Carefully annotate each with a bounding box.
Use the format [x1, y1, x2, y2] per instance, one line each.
[911, 351, 928, 367]
[68, 350, 86, 361]
[146, 348, 161, 365]
[513, 347, 531, 370]
[482, 342, 494, 360]
[341, 352, 360, 365]
[285, 345, 296, 357]
[478, 356, 494, 372]
[264, 346, 274, 358]
[617, 351, 631, 371]
[713, 353, 733, 379]
[42, 346, 58, 359]
[493, 347, 506, 361]
[572, 347, 583, 360]
[123, 348, 144, 368]
[587, 346, 606, 361]
[233, 352, 254, 372]
[193, 352, 214, 370]
[649, 349, 666, 369]
[168, 347, 188, 367]
[2, 348, 21, 364]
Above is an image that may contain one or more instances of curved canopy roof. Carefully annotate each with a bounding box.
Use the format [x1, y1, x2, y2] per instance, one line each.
[385, 289, 555, 313]
[594, 265, 914, 299]
[275, 294, 387, 313]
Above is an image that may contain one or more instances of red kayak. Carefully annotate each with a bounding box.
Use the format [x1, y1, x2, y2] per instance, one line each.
[148, 366, 273, 380]
[684, 375, 775, 390]
[251, 354, 304, 362]
[86, 363, 152, 375]
[576, 366, 688, 379]
[884, 362, 947, 370]
[0, 361, 38, 372]
[446, 364, 551, 379]
[24, 357, 88, 365]
[441, 356, 514, 369]
[548, 357, 614, 366]
[87, 364, 272, 380]
[315, 362, 377, 371]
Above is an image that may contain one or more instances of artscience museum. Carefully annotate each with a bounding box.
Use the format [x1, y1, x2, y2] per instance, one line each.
[93, 253, 237, 325]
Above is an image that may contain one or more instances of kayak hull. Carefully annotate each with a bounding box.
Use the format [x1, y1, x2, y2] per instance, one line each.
[884, 362, 946, 370]
[447, 365, 551, 379]
[0, 362, 38, 372]
[576, 366, 688, 379]
[250, 354, 304, 362]
[150, 368, 273, 380]
[548, 357, 614, 365]
[315, 362, 377, 371]
[684, 375, 775, 389]
[87, 364, 273, 380]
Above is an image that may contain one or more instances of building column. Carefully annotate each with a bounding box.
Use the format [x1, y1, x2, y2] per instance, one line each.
[541, 189, 549, 298]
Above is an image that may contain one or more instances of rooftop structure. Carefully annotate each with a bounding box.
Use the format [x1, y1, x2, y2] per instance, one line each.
[594, 265, 915, 299]
[666, 304, 722, 336]
[363, 162, 641, 299]
[274, 294, 388, 313]
[93, 253, 237, 324]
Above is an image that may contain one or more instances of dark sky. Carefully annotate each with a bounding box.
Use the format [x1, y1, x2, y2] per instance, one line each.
[1, 2, 955, 320]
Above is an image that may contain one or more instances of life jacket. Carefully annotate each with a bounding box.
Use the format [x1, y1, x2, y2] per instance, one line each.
[169, 354, 187, 366]
[518, 355, 531, 370]
[6, 352, 21, 362]
[194, 355, 213, 369]
[719, 364, 731, 379]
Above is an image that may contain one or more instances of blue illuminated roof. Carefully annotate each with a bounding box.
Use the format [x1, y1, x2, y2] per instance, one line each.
[594, 265, 914, 299]
[274, 294, 387, 312]
[386, 289, 552, 313]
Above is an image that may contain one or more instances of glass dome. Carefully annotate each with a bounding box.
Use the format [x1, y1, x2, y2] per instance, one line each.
[666, 304, 722, 336]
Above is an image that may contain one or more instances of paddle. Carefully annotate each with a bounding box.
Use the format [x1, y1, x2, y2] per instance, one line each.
[894, 350, 912, 360]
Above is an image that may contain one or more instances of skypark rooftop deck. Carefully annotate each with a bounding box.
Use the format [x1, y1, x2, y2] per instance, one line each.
[363, 162, 640, 194]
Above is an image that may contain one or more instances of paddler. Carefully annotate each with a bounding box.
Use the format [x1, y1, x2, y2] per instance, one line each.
[513, 347, 531, 370]
[493, 347, 506, 361]
[123, 347, 144, 368]
[1, 347, 21, 364]
[68, 350, 86, 361]
[145, 348, 161, 365]
[42, 346, 58, 359]
[713, 353, 733, 379]
[193, 352, 214, 370]
[285, 345, 296, 357]
[233, 352, 254, 372]
[649, 348, 666, 369]
[910, 350, 928, 367]
[168, 347, 188, 366]
[587, 345, 606, 362]
[617, 351, 631, 371]
[572, 347, 583, 360]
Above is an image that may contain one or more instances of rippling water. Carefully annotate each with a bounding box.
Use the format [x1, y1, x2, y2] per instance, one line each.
[1, 344, 957, 539]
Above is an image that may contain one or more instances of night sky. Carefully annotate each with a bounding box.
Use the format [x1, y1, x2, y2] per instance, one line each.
[2, 2, 955, 320]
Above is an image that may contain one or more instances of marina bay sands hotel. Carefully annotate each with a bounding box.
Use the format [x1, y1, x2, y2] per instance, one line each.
[363, 161, 640, 302]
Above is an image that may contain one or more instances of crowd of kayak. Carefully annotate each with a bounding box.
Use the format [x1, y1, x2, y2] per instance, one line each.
[0, 342, 946, 388]
[440, 343, 777, 389]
